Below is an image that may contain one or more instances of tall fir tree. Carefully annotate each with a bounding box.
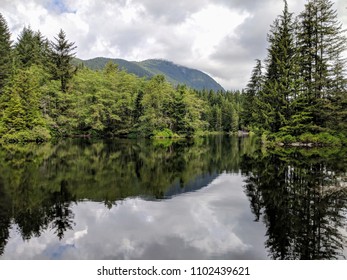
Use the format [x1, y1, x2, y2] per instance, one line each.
[242, 59, 263, 129]
[261, 0, 298, 134]
[297, 0, 347, 133]
[14, 27, 51, 70]
[50, 29, 76, 92]
[0, 13, 12, 95]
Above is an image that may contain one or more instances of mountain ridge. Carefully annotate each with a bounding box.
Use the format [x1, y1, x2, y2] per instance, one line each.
[74, 57, 225, 91]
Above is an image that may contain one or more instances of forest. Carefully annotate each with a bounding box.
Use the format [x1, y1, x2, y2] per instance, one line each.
[0, 0, 346, 145]
[0, 13, 241, 142]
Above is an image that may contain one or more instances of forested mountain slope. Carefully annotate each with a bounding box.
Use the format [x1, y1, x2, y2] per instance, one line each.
[75, 57, 225, 91]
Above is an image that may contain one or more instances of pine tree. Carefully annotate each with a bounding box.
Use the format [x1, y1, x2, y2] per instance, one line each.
[0, 66, 51, 142]
[14, 27, 47, 68]
[171, 85, 188, 134]
[138, 75, 174, 136]
[297, 0, 347, 132]
[0, 13, 12, 95]
[242, 59, 263, 129]
[50, 29, 76, 92]
[261, 0, 298, 134]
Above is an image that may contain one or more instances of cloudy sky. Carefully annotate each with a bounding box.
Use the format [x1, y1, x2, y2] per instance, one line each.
[1, 0, 346, 90]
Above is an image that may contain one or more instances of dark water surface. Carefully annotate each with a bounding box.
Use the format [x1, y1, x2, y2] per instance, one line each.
[0, 137, 346, 259]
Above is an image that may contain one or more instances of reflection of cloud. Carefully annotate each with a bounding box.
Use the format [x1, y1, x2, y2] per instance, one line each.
[66, 228, 88, 245]
[1, 174, 267, 259]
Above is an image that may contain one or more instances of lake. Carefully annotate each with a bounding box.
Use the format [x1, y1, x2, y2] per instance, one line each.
[0, 136, 346, 259]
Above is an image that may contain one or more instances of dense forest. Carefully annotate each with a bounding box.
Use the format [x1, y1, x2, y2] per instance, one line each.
[0, 13, 241, 142]
[0, 0, 346, 145]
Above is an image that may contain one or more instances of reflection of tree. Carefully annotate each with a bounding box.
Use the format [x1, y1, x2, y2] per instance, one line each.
[242, 148, 347, 259]
[47, 180, 76, 240]
[12, 179, 76, 241]
[0, 178, 11, 255]
[0, 143, 77, 249]
[0, 135, 256, 254]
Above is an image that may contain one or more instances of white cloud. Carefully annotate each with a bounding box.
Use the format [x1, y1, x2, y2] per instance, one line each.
[0, 0, 346, 90]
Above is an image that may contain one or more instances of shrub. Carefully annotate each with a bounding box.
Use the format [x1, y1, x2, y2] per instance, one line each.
[282, 134, 296, 145]
[298, 133, 316, 144]
[298, 132, 341, 146]
[152, 128, 174, 138]
[0, 126, 51, 143]
[315, 132, 341, 146]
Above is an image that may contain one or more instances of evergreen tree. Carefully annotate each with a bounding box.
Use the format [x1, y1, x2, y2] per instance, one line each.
[0, 66, 51, 142]
[297, 0, 347, 133]
[242, 59, 263, 129]
[14, 27, 48, 68]
[50, 29, 76, 92]
[0, 13, 12, 95]
[171, 85, 188, 134]
[261, 0, 298, 134]
[134, 90, 144, 124]
[139, 75, 174, 136]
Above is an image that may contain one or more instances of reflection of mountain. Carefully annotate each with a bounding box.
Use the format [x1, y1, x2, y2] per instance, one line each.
[164, 173, 219, 198]
[241, 148, 347, 260]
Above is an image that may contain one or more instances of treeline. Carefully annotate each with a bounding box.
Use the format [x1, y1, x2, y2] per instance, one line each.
[1, 0, 345, 144]
[242, 0, 347, 145]
[0, 14, 241, 142]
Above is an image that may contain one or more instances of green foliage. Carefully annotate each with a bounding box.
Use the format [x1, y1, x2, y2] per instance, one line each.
[242, 59, 263, 129]
[298, 133, 317, 144]
[0, 13, 12, 94]
[14, 27, 50, 69]
[281, 134, 296, 145]
[152, 128, 177, 139]
[0, 66, 51, 142]
[296, 132, 341, 146]
[50, 29, 77, 92]
[78, 58, 225, 91]
[1, 4, 346, 144]
[242, 0, 347, 145]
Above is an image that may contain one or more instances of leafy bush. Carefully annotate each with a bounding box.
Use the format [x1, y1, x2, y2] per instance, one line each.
[298, 132, 341, 146]
[282, 135, 296, 145]
[0, 126, 51, 143]
[315, 132, 341, 146]
[298, 133, 316, 144]
[31, 126, 52, 142]
[152, 128, 175, 139]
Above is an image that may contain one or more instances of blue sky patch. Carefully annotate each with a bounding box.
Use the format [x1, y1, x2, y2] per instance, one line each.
[50, 0, 75, 14]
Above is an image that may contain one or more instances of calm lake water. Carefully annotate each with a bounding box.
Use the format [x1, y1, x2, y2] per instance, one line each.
[0, 136, 346, 260]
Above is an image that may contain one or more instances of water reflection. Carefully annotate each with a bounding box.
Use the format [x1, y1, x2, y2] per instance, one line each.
[3, 174, 268, 259]
[0, 137, 346, 259]
[242, 147, 347, 259]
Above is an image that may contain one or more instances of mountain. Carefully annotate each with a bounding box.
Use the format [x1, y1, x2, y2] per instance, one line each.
[74, 57, 225, 91]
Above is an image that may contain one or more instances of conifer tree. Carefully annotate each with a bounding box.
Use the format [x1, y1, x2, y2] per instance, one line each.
[0, 13, 12, 95]
[242, 59, 263, 129]
[0, 67, 51, 142]
[50, 29, 76, 92]
[261, 0, 298, 134]
[15, 27, 36, 67]
[297, 0, 347, 132]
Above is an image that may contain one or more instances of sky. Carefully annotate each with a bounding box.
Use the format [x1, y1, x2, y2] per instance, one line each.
[1, 0, 346, 90]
